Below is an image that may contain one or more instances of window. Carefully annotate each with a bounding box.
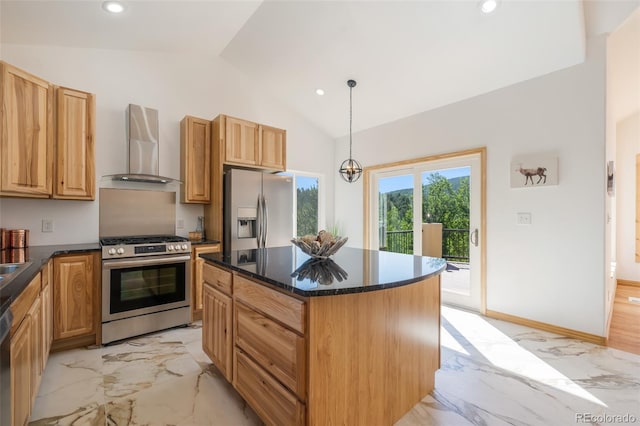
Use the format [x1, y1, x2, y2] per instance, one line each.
[279, 171, 325, 237]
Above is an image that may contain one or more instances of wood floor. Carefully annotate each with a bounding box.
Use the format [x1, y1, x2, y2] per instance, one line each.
[607, 281, 640, 355]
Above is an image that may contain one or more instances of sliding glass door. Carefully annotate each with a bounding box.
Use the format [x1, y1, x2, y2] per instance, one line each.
[368, 151, 483, 311]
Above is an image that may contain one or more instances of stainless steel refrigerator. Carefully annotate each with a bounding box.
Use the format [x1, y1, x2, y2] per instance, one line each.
[224, 168, 294, 252]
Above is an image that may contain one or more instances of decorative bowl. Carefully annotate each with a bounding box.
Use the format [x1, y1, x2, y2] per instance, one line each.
[291, 232, 348, 259]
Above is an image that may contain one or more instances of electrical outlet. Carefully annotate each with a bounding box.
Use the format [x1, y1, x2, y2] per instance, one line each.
[516, 212, 532, 225]
[177, 219, 185, 229]
[42, 219, 54, 232]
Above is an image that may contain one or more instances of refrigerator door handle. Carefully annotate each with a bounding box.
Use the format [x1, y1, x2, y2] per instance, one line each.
[256, 195, 263, 248]
[262, 195, 268, 247]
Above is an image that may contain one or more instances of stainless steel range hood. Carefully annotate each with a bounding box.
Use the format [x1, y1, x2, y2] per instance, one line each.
[104, 104, 178, 184]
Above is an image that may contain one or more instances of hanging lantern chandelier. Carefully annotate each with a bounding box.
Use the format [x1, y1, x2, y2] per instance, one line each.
[339, 79, 363, 183]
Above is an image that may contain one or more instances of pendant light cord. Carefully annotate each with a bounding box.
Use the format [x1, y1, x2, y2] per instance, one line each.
[349, 84, 353, 160]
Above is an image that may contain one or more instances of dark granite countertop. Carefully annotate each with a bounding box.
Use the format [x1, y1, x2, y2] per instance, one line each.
[201, 245, 446, 297]
[0, 243, 100, 317]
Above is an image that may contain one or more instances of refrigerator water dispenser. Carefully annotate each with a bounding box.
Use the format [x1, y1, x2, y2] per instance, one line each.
[237, 207, 257, 239]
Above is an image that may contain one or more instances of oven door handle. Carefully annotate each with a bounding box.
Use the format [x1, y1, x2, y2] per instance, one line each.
[102, 255, 191, 269]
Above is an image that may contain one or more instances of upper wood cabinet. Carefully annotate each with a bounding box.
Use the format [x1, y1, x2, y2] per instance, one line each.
[222, 115, 286, 171]
[180, 116, 211, 203]
[53, 253, 97, 342]
[224, 116, 259, 167]
[0, 61, 96, 201]
[54, 86, 95, 200]
[0, 61, 53, 198]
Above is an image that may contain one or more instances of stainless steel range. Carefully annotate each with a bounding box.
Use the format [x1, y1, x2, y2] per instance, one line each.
[100, 235, 191, 344]
[98, 104, 192, 344]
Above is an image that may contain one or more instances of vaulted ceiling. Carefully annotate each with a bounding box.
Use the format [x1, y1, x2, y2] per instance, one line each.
[1, 1, 637, 137]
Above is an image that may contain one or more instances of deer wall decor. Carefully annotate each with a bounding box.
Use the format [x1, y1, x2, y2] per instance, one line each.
[518, 166, 547, 185]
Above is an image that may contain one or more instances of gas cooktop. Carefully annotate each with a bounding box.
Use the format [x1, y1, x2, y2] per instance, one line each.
[100, 235, 191, 259]
[100, 235, 189, 246]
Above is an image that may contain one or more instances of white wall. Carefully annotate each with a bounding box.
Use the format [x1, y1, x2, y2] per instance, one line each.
[0, 44, 335, 245]
[335, 36, 607, 336]
[608, 9, 640, 282]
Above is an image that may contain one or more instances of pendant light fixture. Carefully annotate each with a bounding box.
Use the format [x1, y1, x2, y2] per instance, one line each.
[339, 79, 363, 183]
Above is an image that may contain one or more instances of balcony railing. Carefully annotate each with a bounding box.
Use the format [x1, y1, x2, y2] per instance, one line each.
[381, 228, 469, 262]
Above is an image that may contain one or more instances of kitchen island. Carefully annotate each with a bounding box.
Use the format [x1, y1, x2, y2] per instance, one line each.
[200, 246, 445, 426]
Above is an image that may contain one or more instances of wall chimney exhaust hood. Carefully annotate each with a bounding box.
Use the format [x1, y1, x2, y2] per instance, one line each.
[103, 104, 179, 184]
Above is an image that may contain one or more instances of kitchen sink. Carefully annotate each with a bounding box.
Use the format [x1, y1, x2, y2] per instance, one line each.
[0, 264, 19, 275]
[0, 261, 33, 289]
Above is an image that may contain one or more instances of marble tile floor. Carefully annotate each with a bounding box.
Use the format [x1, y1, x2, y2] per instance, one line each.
[29, 306, 640, 425]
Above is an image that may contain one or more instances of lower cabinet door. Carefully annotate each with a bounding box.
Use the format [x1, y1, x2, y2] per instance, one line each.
[234, 350, 305, 426]
[202, 283, 232, 381]
[28, 297, 43, 408]
[41, 282, 53, 369]
[53, 254, 95, 340]
[11, 318, 31, 426]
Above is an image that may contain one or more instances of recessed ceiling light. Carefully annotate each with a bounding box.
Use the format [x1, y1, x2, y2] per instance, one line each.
[479, 0, 499, 14]
[102, 1, 125, 14]
[315, 89, 325, 96]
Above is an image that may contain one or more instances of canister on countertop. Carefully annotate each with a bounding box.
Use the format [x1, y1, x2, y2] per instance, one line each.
[9, 229, 29, 248]
[0, 228, 8, 250]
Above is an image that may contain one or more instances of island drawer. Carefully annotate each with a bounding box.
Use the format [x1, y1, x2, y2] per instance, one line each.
[234, 275, 305, 334]
[234, 349, 305, 426]
[202, 263, 232, 295]
[235, 302, 306, 400]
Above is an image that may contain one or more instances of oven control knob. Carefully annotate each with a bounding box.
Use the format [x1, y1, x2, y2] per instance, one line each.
[181, 244, 188, 250]
[116, 247, 125, 255]
[167, 245, 174, 251]
[108, 248, 116, 255]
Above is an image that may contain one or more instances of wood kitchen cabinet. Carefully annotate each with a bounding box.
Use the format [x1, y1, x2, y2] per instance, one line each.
[233, 274, 307, 425]
[202, 263, 233, 381]
[28, 292, 43, 408]
[223, 115, 286, 171]
[0, 61, 96, 201]
[259, 124, 286, 171]
[52, 253, 100, 350]
[201, 258, 441, 426]
[201, 263, 306, 425]
[10, 271, 48, 426]
[41, 259, 53, 368]
[180, 116, 211, 203]
[54, 86, 95, 200]
[11, 313, 31, 426]
[191, 243, 221, 321]
[0, 61, 54, 198]
[224, 116, 260, 167]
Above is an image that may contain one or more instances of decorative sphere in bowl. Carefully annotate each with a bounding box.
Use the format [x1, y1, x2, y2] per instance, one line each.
[291, 230, 348, 259]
